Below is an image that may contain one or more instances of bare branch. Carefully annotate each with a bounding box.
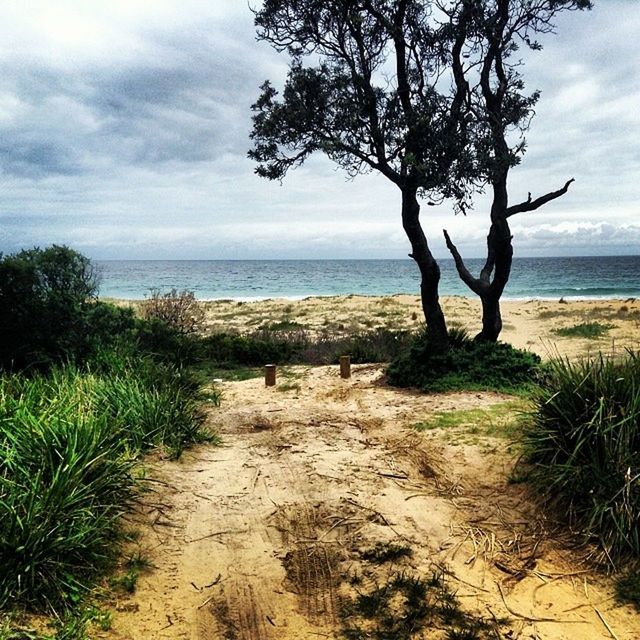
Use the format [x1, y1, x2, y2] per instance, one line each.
[443, 229, 486, 296]
[506, 178, 575, 217]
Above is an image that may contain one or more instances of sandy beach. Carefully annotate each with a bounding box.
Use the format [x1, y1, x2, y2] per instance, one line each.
[94, 294, 640, 640]
[193, 294, 640, 360]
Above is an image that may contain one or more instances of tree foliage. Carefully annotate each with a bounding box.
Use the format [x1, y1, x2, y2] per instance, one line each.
[251, 0, 480, 206]
[0, 246, 100, 370]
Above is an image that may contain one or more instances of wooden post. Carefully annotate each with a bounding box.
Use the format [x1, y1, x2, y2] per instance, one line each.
[340, 355, 351, 379]
[265, 364, 276, 387]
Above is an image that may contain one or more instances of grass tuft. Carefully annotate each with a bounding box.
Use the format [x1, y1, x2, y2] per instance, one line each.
[552, 321, 614, 339]
[519, 350, 640, 563]
[0, 357, 209, 610]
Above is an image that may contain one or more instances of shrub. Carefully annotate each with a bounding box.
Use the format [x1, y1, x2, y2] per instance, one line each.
[140, 288, 205, 335]
[520, 352, 640, 563]
[0, 246, 98, 370]
[387, 327, 541, 393]
[133, 317, 203, 366]
[201, 330, 308, 366]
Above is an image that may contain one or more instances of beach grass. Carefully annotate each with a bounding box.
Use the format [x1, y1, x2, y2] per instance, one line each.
[521, 351, 640, 563]
[0, 355, 213, 611]
[410, 400, 529, 440]
[552, 321, 614, 339]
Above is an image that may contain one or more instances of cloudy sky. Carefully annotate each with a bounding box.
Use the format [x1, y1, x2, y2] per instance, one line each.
[0, 1, 638, 260]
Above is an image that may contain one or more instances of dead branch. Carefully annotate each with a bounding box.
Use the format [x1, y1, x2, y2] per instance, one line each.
[506, 178, 575, 217]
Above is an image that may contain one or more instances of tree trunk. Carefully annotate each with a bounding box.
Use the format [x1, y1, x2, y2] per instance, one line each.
[401, 187, 449, 348]
[477, 215, 513, 342]
[477, 293, 502, 341]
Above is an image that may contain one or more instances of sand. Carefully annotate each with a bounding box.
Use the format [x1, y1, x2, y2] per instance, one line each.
[99, 295, 640, 639]
[194, 294, 640, 360]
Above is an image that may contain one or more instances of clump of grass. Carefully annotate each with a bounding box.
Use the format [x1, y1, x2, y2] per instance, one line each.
[519, 351, 640, 563]
[341, 570, 500, 640]
[387, 327, 540, 393]
[109, 552, 152, 595]
[552, 321, 614, 339]
[411, 401, 528, 439]
[277, 382, 301, 393]
[0, 357, 210, 610]
[554, 321, 613, 339]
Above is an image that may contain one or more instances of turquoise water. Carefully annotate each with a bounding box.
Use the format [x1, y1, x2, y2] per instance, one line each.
[96, 256, 640, 301]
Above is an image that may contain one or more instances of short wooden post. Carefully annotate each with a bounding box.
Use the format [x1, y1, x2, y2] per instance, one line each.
[340, 355, 351, 379]
[265, 364, 276, 387]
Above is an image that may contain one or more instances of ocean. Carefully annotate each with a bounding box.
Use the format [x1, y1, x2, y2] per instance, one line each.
[95, 256, 640, 301]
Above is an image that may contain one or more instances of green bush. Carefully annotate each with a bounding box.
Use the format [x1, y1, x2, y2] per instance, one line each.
[520, 352, 640, 562]
[0, 358, 210, 610]
[0, 246, 98, 370]
[387, 327, 541, 392]
[133, 316, 203, 366]
[200, 330, 308, 366]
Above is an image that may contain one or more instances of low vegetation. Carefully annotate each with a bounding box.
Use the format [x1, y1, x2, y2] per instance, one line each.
[411, 400, 528, 442]
[199, 326, 413, 369]
[552, 321, 614, 339]
[0, 356, 212, 611]
[0, 246, 216, 625]
[140, 288, 205, 335]
[387, 328, 541, 393]
[520, 351, 640, 563]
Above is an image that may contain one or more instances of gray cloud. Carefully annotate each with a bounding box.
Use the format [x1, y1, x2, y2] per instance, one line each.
[0, 1, 638, 259]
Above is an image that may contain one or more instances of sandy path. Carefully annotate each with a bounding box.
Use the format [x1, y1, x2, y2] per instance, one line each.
[105, 365, 640, 640]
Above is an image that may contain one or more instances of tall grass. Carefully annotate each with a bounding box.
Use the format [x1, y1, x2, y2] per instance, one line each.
[521, 351, 640, 563]
[0, 356, 211, 609]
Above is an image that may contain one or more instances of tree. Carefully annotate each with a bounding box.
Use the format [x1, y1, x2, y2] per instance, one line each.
[249, 0, 478, 347]
[0, 245, 98, 369]
[442, 0, 591, 341]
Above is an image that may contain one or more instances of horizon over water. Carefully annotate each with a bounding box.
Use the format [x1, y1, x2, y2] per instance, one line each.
[96, 255, 640, 301]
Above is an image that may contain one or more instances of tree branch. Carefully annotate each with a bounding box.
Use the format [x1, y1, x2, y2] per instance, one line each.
[506, 178, 575, 217]
[443, 229, 486, 296]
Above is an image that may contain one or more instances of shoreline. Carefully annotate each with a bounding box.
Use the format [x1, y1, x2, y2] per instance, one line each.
[102, 293, 640, 303]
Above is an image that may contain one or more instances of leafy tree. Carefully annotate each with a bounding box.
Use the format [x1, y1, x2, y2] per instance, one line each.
[443, 0, 591, 341]
[249, 0, 480, 347]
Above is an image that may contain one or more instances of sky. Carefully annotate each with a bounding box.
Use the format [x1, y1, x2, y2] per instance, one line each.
[0, 0, 638, 261]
